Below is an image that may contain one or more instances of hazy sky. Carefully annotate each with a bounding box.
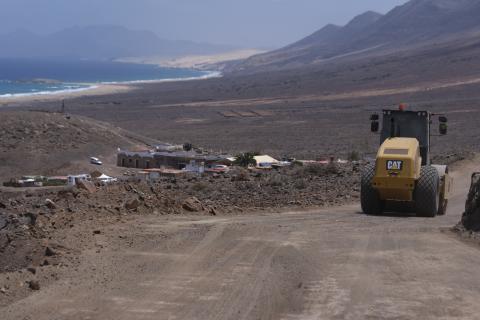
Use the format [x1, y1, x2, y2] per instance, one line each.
[0, 0, 408, 48]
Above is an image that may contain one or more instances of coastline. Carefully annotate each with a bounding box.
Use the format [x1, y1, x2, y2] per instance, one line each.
[0, 83, 132, 105]
[0, 49, 260, 106]
[0, 70, 222, 106]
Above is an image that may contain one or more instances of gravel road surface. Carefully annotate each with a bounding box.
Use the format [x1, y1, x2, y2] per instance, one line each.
[2, 158, 480, 320]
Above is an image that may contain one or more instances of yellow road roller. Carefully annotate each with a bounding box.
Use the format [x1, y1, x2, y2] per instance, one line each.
[361, 105, 453, 217]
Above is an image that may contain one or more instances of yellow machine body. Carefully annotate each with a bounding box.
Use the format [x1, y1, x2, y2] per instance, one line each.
[372, 137, 422, 201]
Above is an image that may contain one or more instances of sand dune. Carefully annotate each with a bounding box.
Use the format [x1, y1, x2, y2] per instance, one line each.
[118, 49, 265, 70]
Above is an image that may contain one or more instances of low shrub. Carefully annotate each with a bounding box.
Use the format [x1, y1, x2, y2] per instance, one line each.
[347, 150, 361, 162]
[266, 173, 288, 187]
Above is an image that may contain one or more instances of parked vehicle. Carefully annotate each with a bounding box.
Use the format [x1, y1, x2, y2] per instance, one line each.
[90, 157, 103, 165]
[206, 164, 229, 173]
[271, 161, 292, 169]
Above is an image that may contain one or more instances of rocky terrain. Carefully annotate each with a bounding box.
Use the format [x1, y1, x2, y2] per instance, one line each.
[0, 162, 359, 304]
[2, 158, 479, 319]
[0, 108, 363, 302]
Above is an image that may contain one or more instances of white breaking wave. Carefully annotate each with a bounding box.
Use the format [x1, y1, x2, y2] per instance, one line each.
[0, 85, 98, 98]
[0, 70, 222, 98]
[100, 70, 222, 85]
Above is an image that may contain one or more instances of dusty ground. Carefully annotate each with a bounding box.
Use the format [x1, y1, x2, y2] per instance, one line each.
[0, 111, 157, 180]
[1, 155, 479, 319]
[4, 74, 479, 164]
[0, 163, 360, 275]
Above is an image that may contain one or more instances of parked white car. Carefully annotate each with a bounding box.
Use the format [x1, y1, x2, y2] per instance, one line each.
[90, 157, 103, 165]
[206, 164, 229, 173]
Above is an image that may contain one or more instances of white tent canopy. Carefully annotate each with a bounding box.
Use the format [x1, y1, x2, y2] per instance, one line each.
[97, 174, 117, 183]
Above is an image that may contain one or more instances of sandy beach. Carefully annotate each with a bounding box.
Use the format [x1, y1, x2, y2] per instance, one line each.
[0, 83, 133, 106]
[0, 69, 218, 106]
[0, 49, 264, 106]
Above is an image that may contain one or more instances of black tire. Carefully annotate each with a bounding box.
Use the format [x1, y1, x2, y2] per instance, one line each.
[361, 164, 383, 215]
[415, 166, 440, 217]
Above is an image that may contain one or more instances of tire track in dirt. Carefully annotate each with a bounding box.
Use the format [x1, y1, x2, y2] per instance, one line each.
[3, 157, 480, 319]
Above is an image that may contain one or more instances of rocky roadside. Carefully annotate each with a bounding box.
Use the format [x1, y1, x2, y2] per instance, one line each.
[454, 172, 480, 240]
[0, 162, 360, 305]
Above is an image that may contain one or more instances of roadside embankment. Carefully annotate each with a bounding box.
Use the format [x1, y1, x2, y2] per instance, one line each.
[0, 163, 359, 304]
[0, 163, 359, 269]
[456, 173, 480, 235]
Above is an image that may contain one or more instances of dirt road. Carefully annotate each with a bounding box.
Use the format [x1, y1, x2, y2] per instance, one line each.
[2, 158, 480, 320]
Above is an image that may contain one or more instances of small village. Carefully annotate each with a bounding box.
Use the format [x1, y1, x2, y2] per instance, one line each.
[2, 141, 358, 190]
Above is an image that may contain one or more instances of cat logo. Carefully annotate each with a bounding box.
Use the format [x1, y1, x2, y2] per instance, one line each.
[386, 160, 403, 171]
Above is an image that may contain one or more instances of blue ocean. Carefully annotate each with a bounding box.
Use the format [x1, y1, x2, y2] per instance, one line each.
[0, 58, 216, 97]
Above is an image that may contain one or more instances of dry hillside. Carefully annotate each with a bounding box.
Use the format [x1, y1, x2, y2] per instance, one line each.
[0, 111, 156, 180]
[230, 0, 480, 73]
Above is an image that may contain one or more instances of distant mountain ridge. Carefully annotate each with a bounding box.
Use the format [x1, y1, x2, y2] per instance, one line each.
[230, 0, 480, 73]
[0, 25, 235, 60]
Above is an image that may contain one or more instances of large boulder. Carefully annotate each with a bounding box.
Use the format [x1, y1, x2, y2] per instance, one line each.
[28, 280, 40, 291]
[461, 173, 480, 231]
[77, 180, 96, 194]
[182, 197, 204, 212]
[125, 199, 141, 211]
[45, 199, 57, 210]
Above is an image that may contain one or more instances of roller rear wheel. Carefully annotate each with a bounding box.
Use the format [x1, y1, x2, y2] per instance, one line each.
[361, 164, 384, 215]
[415, 166, 440, 218]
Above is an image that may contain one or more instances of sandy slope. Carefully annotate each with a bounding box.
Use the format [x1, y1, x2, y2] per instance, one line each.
[118, 49, 265, 70]
[2, 156, 480, 319]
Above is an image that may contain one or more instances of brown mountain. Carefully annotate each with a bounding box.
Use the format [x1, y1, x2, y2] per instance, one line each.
[228, 0, 480, 74]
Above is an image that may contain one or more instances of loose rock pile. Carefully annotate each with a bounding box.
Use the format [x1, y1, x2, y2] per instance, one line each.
[0, 162, 360, 274]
